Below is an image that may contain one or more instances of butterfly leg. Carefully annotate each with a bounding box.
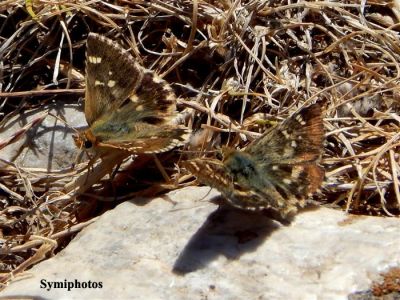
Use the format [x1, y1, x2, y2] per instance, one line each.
[106, 163, 123, 201]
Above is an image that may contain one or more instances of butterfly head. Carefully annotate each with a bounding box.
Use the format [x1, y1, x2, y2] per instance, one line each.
[73, 129, 98, 151]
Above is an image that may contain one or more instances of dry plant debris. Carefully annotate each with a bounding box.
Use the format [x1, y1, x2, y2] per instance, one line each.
[0, 0, 399, 289]
[372, 267, 400, 297]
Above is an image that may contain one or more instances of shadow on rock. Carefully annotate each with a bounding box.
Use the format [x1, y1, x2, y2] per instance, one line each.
[173, 196, 283, 274]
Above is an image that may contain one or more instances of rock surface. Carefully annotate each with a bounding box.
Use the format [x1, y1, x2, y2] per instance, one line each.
[1, 186, 399, 299]
[0, 103, 86, 170]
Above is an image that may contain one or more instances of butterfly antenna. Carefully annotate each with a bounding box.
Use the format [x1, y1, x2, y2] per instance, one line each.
[168, 187, 214, 212]
[47, 111, 82, 136]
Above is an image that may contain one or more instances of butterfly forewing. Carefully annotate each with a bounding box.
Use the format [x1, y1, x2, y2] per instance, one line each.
[184, 158, 256, 206]
[132, 71, 178, 125]
[85, 33, 143, 125]
[246, 103, 323, 164]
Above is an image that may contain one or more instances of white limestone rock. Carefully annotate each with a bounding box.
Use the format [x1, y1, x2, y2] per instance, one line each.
[0, 103, 86, 170]
[1, 186, 399, 299]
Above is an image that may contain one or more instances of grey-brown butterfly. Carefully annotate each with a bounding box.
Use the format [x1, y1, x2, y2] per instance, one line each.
[184, 103, 324, 219]
[74, 33, 189, 157]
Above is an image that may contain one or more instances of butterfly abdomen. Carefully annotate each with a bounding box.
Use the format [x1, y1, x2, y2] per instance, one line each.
[91, 114, 131, 138]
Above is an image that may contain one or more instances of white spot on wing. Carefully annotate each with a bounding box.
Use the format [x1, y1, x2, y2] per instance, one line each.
[205, 164, 213, 172]
[130, 95, 139, 103]
[107, 80, 116, 87]
[284, 146, 294, 156]
[283, 178, 292, 185]
[88, 56, 102, 64]
[291, 167, 302, 179]
[295, 115, 306, 125]
[95, 80, 104, 86]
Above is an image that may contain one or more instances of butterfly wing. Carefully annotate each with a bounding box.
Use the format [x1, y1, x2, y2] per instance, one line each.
[96, 125, 189, 154]
[85, 33, 143, 125]
[246, 103, 324, 164]
[83, 33, 189, 154]
[237, 103, 325, 214]
[184, 157, 292, 214]
[183, 158, 236, 197]
[249, 162, 324, 213]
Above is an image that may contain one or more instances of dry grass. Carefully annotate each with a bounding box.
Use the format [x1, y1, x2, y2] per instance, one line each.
[0, 0, 400, 289]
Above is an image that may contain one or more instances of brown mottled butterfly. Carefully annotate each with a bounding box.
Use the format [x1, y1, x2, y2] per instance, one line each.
[183, 103, 324, 219]
[74, 33, 189, 157]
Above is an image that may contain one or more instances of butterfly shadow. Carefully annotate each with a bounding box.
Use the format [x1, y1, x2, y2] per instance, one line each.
[172, 196, 285, 275]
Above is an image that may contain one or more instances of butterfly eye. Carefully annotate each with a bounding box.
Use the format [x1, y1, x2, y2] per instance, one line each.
[216, 151, 223, 160]
[84, 140, 93, 149]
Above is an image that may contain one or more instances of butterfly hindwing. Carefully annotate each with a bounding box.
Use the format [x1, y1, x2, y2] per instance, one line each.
[183, 159, 234, 195]
[221, 149, 303, 215]
[185, 154, 299, 216]
[97, 125, 190, 154]
[257, 162, 324, 209]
